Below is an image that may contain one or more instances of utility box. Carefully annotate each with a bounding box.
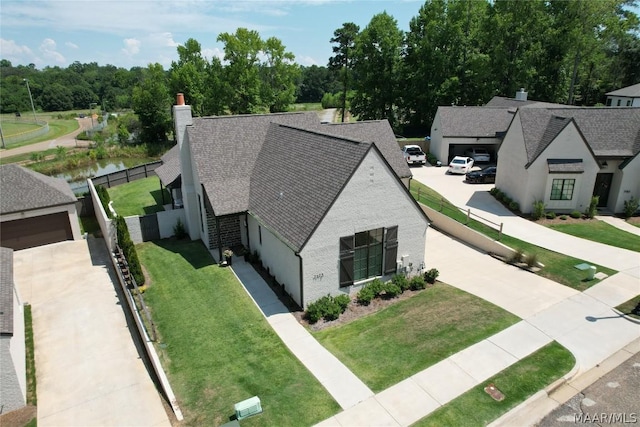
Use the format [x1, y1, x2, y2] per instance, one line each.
[234, 396, 262, 420]
[587, 265, 597, 280]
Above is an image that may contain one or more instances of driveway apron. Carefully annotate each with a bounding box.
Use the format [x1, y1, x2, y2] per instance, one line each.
[13, 239, 170, 427]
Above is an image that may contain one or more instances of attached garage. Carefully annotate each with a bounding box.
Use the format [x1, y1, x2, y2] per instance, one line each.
[1, 164, 81, 251]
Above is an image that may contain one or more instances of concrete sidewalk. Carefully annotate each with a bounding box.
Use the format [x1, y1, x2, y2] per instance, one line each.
[230, 258, 374, 410]
[595, 214, 640, 237]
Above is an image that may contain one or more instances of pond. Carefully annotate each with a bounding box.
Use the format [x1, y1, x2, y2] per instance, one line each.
[56, 157, 156, 194]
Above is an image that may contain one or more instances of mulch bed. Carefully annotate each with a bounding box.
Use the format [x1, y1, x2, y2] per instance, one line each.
[0, 405, 37, 427]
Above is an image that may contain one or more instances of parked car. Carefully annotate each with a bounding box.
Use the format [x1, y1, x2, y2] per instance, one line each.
[464, 147, 491, 163]
[465, 166, 497, 183]
[402, 145, 426, 166]
[448, 156, 474, 174]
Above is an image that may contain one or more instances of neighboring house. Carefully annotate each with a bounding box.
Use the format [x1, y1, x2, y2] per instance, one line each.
[0, 164, 82, 250]
[0, 247, 27, 414]
[155, 145, 183, 208]
[429, 89, 567, 163]
[496, 108, 640, 214]
[606, 83, 640, 107]
[173, 96, 429, 308]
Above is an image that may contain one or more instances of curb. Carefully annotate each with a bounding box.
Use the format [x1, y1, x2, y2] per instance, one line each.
[544, 363, 580, 395]
[612, 307, 640, 325]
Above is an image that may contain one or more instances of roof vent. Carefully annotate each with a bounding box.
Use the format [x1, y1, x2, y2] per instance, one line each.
[515, 88, 528, 102]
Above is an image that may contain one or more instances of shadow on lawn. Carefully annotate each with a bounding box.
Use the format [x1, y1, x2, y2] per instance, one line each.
[153, 238, 215, 270]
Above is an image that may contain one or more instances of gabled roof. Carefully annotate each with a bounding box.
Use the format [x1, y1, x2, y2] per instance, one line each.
[0, 164, 77, 215]
[250, 124, 371, 251]
[436, 106, 516, 138]
[517, 108, 640, 166]
[155, 144, 181, 187]
[0, 247, 14, 335]
[606, 83, 640, 97]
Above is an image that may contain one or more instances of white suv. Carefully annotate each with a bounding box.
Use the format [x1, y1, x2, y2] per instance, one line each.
[448, 156, 474, 174]
[464, 147, 491, 163]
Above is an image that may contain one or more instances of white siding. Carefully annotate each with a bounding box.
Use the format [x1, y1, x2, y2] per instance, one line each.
[614, 155, 640, 213]
[300, 149, 429, 307]
[430, 110, 446, 162]
[606, 96, 640, 107]
[496, 112, 531, 211]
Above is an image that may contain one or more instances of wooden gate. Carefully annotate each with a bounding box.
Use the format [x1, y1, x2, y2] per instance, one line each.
[140, 214, 160, 241]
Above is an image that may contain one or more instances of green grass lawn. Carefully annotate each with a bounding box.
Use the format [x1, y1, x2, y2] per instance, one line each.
[1, 121, 42, 136]
[78, 215, 100, 236]
[107, 176, 170, 216]
[615, 295, 640, 320]
[313, 284, 519, 392]
[1, 119, 79, 149]
[291, 103, 323, 111]
[548, 220, 640, 252]
[414, 341, 575, 427]
[410, 180, 617, 291]
[137, 240, 339, 426]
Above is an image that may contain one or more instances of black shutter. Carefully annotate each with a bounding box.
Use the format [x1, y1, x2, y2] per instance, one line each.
[384, 226, 398, 274]
[339, 235, 354, 286]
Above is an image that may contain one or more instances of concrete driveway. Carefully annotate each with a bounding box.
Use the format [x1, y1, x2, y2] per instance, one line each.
[411, 164, 640, 278]
[13, 238, 170, 426]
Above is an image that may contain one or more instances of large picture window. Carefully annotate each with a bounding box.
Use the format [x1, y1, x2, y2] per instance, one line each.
[550, 179, 575, 200]
[339, 226, 398, 286]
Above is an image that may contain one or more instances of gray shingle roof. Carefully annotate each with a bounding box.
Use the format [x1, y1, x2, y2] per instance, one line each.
[547, 159, 584, 173]
[155, 145, 181, 187]
[518, 108, 640, 167]
[437, 106, 516, 137]
[0, 164, 77, 214]
[250, 124, 371, 251]
[484, 96, 567, 109]
[0, 247, 14, 335]
[606, 83, 640, 97]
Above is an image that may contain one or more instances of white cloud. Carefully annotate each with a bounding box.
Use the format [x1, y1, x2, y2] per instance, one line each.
[0, 38, 35, 57]
[65, 41, 79, 49]
[122, 38, 141, 56]
[296, 55, 318, 66]
[39, 38, 66, 63]
[148, 32, 179, 48]
[202, 47, 225, 61]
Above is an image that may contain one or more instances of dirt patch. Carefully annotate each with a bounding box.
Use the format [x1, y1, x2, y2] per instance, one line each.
[0, 405, 37, 427]
[531, 216, 594, 226]
[626, 216, 640, 226]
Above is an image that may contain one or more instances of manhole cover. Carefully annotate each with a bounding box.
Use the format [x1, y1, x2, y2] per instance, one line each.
[484, 383, 505, 401]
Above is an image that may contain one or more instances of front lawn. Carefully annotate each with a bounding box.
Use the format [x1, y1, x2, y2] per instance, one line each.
[107, 176, 169, 216]
[415, 341, 575, 426]
[547, 220, 640, 252]
[616, 295, 640, 320]
[137, 240, 339, 426]
[313, 284, 519, 392]
[410, 180, 617, 291]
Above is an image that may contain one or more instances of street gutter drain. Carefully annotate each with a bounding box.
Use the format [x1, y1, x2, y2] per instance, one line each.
[484, 383, 505, 401]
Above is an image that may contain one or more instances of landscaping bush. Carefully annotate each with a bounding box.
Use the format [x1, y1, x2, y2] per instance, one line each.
[115, 215, 145, 286]
[426, 153, 438, 166]
[560, 215, 568, 220]
[509, 201, 520, 211]
[546, 211, 556, 219]
[623, 196, 639, 218]
[357, 285, 376, 306]
[489, 187, 498, 196]
[526, 253, 539, 268]
[306, 302, 323, 323]
[368, 278, 384, 297]
[409, 275, 426, 291]
[383, 281, 402, 298]
[392, 274, 410, 292]
[570, 210, 582, 219]
[95, 185, 112, 218]
[334, 294, 351, 313]
[586, 195, 599, 219]
[305, 295, 342, 323]
[494, 189, 504, 200]
[424, 268, 439, 284]
[532, 200, 546, 220]
[510, 249, 524, 263]
[173, 218, 187, 239]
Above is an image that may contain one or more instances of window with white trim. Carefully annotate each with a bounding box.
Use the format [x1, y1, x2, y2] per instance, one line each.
[550, 179, 575, 200]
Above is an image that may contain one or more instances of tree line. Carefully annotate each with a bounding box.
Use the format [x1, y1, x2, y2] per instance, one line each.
[1, 0, 638, 140]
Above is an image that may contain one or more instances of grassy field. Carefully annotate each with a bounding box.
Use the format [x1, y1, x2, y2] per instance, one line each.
[548, 220, 640, 252]
[409, 180, 617, 291]
[616, 295, 640, 320]
[107, 176, 169, 216]
[0, 119, 79, 149]
[137, 240, 339, 426]
[290, 103, 323, 111]
[313, 284, 519, 392]
[0, 121, 42, 136]
[415, 341, 575, 426]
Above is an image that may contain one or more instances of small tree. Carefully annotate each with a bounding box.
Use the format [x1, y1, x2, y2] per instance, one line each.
[623, 197, 639, 218]
[586, 195, 599, 219]
[532, 200, 546, 220]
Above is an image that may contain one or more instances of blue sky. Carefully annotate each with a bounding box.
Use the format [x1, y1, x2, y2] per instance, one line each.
[0, 0, 424, 69]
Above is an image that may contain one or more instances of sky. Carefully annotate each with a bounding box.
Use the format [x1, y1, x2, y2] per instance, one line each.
[0, 0, 425, 70]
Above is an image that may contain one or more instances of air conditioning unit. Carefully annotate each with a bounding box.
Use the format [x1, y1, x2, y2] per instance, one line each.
[234, 396, 262, 420]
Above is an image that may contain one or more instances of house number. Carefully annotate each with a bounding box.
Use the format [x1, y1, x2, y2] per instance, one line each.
[313, 273, 324, 280]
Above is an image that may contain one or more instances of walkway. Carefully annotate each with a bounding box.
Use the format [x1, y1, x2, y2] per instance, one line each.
[596, 214, 640, 237]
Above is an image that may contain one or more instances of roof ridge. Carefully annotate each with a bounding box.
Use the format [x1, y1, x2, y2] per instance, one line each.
[275, 122, 371, 146]
[198, 111, 313, 120]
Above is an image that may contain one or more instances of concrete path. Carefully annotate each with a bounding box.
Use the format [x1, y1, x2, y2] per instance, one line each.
[411, 165, 640, 279]
[595, 214, 640, 236]
[318, 108, 337, 123]
[230, 258, 374, 410]
[13, 239, 170, 427]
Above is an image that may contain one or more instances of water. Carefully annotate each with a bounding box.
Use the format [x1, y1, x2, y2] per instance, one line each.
[56, 158, 154, 194]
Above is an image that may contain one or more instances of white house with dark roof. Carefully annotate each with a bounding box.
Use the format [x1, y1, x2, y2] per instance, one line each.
[496, 108, 640, 214]
[606, 83, 640, 107]
[0, 164, 82, 250]
[173, 96, 429, 308]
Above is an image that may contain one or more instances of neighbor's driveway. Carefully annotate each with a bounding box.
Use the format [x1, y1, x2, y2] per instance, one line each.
[411, 164, 640, 278]
[13, 239, 170, 426]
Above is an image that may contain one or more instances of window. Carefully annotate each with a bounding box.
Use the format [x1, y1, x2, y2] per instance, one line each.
[550, 179, 575, 200]
[339, 226, 398, 286]
[606, 98, 612, 106]
[627, 100, 632, 106]
[617, 99, 621, 106]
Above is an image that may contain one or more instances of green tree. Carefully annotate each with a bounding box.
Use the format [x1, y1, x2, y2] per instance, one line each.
[40, 82, 73, 111]
[260, 37, 300, 112]
[132, 63, 171, 143]
[329, 22, 360, 122]
[169, 38, 207, 116]
[351, 12, 404, 128]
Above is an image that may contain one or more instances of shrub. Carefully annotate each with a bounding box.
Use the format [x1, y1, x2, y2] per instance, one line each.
[409, 275, 426, 291]
[426, 153, 438, 166]
[392, 274, 410, 292]
[532, 200, 546, 220]
[115, 215, 144, 286]
[95, 185, 112, 218]
[489, 187, 498, 196]
[510, 249, 524, 263]
[383, 281, 402, 298]
[368, 278, 384, 297]
[334, 294, 351, 313]
[173, 218, 187, 239]
[586, 196, 599, 219]
[526, 253, 538, 268]
[623, 196, 639, 218]
[424, 268, 439, 284]
[509, 201, 519, 211]
[546, 211, 556, 219]
[357, 286, 376, 306]
[570, 210, 582, 219]
[560, 215, 568, 220]
[305, 295, 342, 323]
[306, 303, 323, 323]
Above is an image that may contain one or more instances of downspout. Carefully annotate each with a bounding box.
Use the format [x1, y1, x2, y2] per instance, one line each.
[215, 215, 223, 261]
[296, 253, 304, 309]
[245, 213, 251, 252]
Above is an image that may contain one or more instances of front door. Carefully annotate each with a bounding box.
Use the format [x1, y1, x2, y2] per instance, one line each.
[593, 173, 613, 207]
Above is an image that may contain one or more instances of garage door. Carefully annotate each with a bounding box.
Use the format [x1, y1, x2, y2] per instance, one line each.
[1, 212, 73, 250]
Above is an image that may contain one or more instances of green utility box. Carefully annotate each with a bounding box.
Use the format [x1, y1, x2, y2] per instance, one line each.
[234, 396, 262, 420]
